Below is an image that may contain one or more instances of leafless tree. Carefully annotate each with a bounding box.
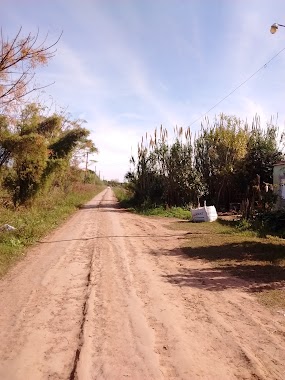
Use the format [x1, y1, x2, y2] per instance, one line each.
[0, 27, 62, 111]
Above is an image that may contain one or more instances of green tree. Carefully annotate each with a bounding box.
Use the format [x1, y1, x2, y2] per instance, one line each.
[238, 119, 283, 217]
[241, 121, 283, 187]
[2, 103, 93, 205]
[195, 114, 248, 208]
[126, 126, 201, 207]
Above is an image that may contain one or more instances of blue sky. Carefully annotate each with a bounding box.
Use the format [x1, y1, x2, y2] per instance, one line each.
[2, 0, 285, 181]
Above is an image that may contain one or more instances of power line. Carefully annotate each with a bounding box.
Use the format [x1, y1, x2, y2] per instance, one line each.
[188, 45, 285, 128]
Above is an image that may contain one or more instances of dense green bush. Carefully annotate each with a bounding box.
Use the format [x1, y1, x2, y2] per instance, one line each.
[256, 210, 285, 236]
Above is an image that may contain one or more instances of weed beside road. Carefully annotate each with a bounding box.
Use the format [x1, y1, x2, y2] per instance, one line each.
[113, 186, 191, 219]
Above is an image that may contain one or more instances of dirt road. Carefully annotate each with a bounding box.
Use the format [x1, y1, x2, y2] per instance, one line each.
[0, 188, 285, 380]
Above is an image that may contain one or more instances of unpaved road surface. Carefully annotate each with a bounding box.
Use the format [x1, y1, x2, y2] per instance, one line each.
[0, 188, 285, 380]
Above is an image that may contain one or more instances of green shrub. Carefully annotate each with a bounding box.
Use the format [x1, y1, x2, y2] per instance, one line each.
[256, 210, 285, 237]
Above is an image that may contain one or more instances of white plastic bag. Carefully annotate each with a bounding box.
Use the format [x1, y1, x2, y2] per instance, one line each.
[0, 224, 16, 231]
[191, 205, 218, 222]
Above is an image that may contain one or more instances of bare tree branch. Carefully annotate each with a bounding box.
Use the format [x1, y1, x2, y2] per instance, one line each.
[0, 28, 62, 111]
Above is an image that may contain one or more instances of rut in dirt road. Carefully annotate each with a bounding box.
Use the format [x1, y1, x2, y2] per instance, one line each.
[0, 188, 285, 380]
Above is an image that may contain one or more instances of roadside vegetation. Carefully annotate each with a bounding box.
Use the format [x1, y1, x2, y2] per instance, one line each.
[113, 184, 191, 219]
[120, 114, 285, 309]
[0, 28, 101, 276]
[125, 115, 283, 217]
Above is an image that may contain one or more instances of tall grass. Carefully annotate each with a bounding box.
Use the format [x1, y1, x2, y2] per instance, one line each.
[113, 185, 136, 209]
[113, 185, 191, 219]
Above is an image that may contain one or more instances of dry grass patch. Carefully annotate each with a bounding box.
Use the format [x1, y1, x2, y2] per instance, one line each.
[167, 219, 285, 310]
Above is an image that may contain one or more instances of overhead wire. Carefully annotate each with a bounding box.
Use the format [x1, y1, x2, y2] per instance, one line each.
[188, 45, 285, 128]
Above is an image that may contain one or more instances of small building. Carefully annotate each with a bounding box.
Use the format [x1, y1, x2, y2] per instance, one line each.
[273, 161, 285, 209]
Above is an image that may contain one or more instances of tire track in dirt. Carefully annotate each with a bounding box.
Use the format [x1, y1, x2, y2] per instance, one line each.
[75, 190, 163, 379]
[0, 192, 105, 379]
[68, 225, 97, 379]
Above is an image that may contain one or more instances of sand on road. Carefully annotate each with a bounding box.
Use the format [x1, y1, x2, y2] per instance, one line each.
[0, 188, 285, 380]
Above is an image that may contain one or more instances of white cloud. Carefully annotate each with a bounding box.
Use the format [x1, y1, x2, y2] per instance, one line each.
[89, 116, 143, 182]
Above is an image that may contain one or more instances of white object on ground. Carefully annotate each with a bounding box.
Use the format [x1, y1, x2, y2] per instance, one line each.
[0, 224, 16, 231]
[191, 205, 218, 222]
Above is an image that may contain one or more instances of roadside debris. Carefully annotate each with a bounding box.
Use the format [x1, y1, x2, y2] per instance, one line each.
[0, 224, 16, 232]
[191, 201, 218, 222]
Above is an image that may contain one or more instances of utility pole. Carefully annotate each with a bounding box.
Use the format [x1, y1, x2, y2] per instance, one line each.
[84, 151, 89, 182]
